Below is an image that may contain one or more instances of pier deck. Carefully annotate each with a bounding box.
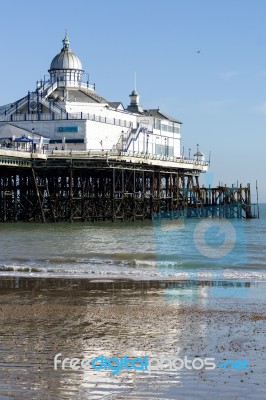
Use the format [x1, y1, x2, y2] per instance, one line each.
[0, 149, 257, 222]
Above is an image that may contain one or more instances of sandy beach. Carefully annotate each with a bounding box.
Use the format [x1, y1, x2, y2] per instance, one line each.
[0, 277, 265, 399]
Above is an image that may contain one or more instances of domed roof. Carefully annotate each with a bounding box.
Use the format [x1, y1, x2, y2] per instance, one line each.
[130, 89, 138, 96]
[49, 34, 83, 71]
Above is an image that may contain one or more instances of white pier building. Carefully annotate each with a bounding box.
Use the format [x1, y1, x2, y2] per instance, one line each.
[0, 34, 208, 173]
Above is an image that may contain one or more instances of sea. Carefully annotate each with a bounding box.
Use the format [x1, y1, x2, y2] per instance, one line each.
[1, 205, 266, 399]
[0, 204, 266, 284]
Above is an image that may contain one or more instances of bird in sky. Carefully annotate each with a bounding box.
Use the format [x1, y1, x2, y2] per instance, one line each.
[196, 49, 201, 54]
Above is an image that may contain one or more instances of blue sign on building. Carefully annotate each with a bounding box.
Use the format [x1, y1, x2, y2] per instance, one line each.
[57, 127, 78, 133]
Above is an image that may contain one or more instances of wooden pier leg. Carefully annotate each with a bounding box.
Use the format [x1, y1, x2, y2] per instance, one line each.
[32, 168, 45, 223]
[69, 167, 73, 223]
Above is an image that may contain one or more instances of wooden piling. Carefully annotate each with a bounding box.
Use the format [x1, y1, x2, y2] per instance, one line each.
[0, 156, 258, 222]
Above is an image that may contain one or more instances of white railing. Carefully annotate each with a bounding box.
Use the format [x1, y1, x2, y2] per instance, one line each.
[0, 147, 209, 170]
[0, 112, 133, 129]
[55, 80, 95, 91]
[48, 148, 209, 166]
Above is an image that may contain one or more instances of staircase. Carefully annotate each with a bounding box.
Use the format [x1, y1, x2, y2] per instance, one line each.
[118, 123, 150, 152]
[38, 81, 58, 98]
[39, 96, 68, 116]
[1, 96, 28, 116]
[0, 80, 66, 117]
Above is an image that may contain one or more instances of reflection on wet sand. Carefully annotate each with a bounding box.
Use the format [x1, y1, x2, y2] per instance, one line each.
[0, 277, 265, 399]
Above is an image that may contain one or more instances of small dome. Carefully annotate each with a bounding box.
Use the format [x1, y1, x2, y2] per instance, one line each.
[49, 34, 83, 71]
[130, 89, 138, 96]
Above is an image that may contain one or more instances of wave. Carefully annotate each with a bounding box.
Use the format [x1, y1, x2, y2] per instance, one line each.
[1, 263, 266, 282]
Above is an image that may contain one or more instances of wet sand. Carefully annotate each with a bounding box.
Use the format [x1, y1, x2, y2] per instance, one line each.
[0, 277, 265, 399]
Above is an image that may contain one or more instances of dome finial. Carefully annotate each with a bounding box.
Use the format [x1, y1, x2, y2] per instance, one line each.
[62, 31, 70, 50]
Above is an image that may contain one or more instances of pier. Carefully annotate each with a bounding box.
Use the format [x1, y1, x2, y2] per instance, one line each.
[0, 149, 257, 222]
[0, 35, 259, 223]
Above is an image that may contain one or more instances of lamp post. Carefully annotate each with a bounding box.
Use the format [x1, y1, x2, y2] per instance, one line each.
[189, 148, 191, 159]
[84, 72, 89, 86]
[196, 144, 199, 161]
[164, 137, 167, 156]
[146, 133, 150, 155]
[31, 127, 35, 153]
[121, 130, 124, 153]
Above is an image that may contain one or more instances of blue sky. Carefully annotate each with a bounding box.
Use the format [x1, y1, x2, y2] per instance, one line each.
[1, 0, 265, 201]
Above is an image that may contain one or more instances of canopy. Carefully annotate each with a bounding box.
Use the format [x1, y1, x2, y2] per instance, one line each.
[14, 136, 32, 143]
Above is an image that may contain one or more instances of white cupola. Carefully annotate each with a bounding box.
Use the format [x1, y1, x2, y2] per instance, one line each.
[48, 33, 84, 86]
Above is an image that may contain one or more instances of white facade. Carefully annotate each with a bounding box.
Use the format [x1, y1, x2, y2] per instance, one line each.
[0, 34, 182, 157]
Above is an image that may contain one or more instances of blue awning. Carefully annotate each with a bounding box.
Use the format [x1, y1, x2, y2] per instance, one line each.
[14, 136, 32, 143]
